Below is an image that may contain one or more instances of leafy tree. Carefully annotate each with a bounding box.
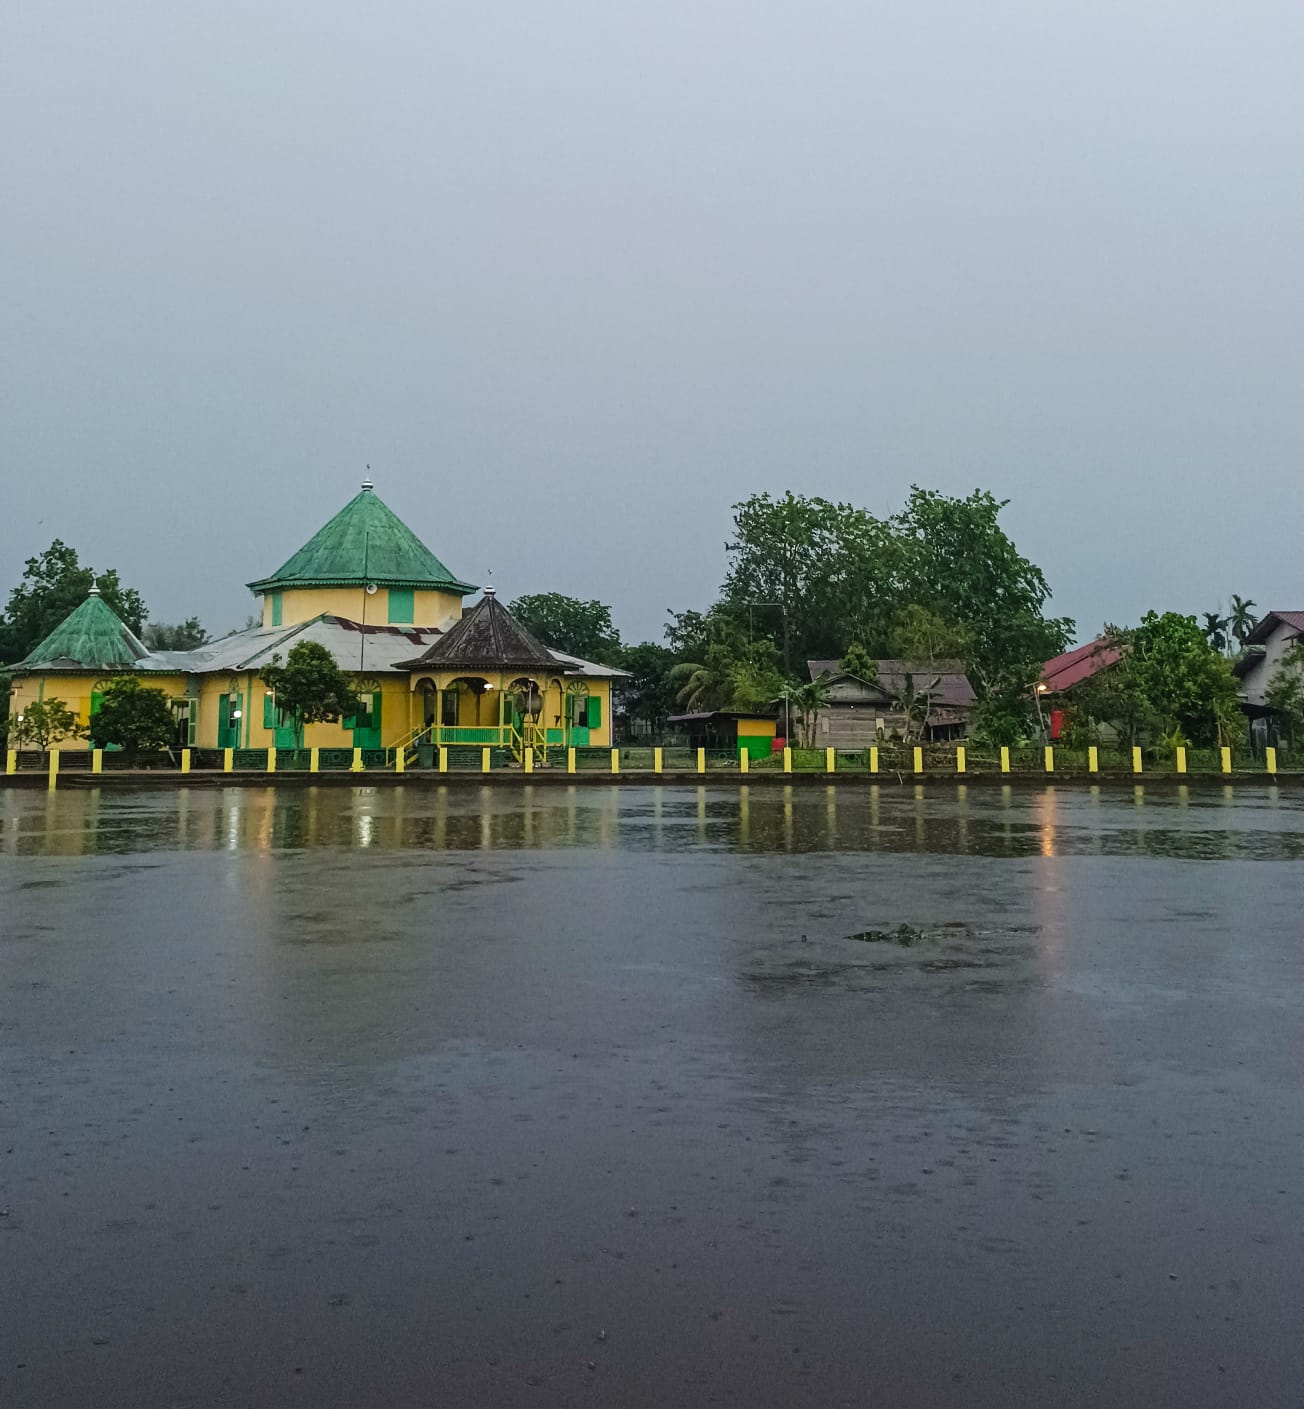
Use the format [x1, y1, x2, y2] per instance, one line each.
[509, 593, 622, 663]
[838, 642, 878, 682]
[1123, 612, 1239, 747]
[1201, 611, 1230, 655]
[720, 492, 901, 672]
[11, 697, 83, 755]
[143, 617, 210, 651]
[615, 642, 679, 734]
[1229, 594, 1257, 650]
[1063, 627, 1148, 747]
[890, 488, 1072, 702]
[664, 607, 712, 658]
[717, 487, 1070, 702]
[972, 693, 1037, 747]
[259, 642, 361, 744]
[0, 541, 147, 664]
[1264, 643, 1304, 749]
[86, 678, 177, 762]
[888, 605, 970, 666]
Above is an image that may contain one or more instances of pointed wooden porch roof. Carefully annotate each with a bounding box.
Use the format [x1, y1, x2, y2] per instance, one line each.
[399, 588, 559, 675]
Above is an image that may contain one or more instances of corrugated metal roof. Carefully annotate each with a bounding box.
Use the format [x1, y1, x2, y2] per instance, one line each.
[168, 615, 441, 675]
[807, 659, 976, 709]
[247, 483, 477, 595]
[1040, 638, 1120, 693]
[1246, 611, 1304, 645]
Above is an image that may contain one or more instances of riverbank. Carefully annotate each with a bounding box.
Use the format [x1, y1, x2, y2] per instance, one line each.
[2, 767, 1299, 791]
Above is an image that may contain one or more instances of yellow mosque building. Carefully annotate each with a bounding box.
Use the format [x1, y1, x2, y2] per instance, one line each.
[8, 481, 620, 764]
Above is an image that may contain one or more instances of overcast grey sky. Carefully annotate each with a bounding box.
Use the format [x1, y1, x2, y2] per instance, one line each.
[3, 1, 1301, 643]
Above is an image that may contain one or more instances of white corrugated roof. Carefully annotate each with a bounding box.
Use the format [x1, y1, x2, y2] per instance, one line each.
[140, 615, 442, 676]
[133, 617, 625, 678]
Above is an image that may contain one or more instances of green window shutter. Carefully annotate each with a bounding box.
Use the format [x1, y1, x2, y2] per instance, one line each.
[263, 693, 277, 728]
[588, 695, 602, 729]
[90, 691, 103, 716]
[387, 588, 414, 624]
[370, 691, 382, 728]
[270, 593, 283, 627]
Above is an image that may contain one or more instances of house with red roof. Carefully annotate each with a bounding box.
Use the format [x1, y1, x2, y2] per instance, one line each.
[1037, 637, 1121, 740]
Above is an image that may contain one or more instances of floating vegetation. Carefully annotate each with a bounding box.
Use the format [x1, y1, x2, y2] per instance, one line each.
[849, 924, 929, 947]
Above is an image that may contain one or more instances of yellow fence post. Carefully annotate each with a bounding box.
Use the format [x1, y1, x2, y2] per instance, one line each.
[180, 749, 191, 775]
[783, 747, 792, 774]
[92, 749, 103, 774]
[1088, 745, 1098, 774]
[310, 747, 320, 773]
[223, 748, 233, 773]
[524, 746, 534, 774]
[913, 746, 924, 774]
[439, 746, 449, 773]
[1266, 746, 1278, 775]
[1175, 745, 1187, 775]
[566, 747, 575, 775]
[267, 747, 277, 774]
[956, 746, 966, 774]
[1132, 746, 1143, 774]
[611, 748, 620, 774]
[48, 749, 59, 790]
[825, 747, 835, 774]
[481, 746, 491, 774]
[1044, 746, 1054, 774]
[5, 750, 15, 775]
[395, 746, 405, 774]
[697, 747, 706, 775]
[1000, 745, 1010, 774]
[869, 746, 879, 775]
[352, 748, 364, 773]
[740, 749, 750, 774]
[654, 747, 664, 774]
[1220, 746, 1231, 774]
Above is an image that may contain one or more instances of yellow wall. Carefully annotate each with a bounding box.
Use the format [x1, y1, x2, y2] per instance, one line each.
[407, 672, 613, 745]
[9, 672, 190, 740]
[736, 717, 777, 739]
[262, 586, 464, 630]
[194, 671, 416, 749]
[12, 668, 614, 752]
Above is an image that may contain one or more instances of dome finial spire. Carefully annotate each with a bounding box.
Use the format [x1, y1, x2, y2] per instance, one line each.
[361, 464, 373, 491]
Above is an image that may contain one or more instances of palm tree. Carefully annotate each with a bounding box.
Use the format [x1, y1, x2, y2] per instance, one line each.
[892, 670, 941, 743]
[781, 672, 833, 747]
[1202, 611, 1230, 655]
[1229, 595, 1258, 651]
[668, 659, 723, 711]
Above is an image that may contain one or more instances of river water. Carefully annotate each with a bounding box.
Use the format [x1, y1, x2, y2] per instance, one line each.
[3, 784, 1303, 1407]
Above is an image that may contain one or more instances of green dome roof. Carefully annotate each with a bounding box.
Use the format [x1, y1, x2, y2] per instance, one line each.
[247, 483, 476, 595]
[14, 589, 148, 671]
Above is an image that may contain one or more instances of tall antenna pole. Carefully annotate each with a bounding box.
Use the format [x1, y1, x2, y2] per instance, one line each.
[360, 526, 371, 674]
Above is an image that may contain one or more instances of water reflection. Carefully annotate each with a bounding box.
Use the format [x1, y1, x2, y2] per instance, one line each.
[4, 783, 1304, 861]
